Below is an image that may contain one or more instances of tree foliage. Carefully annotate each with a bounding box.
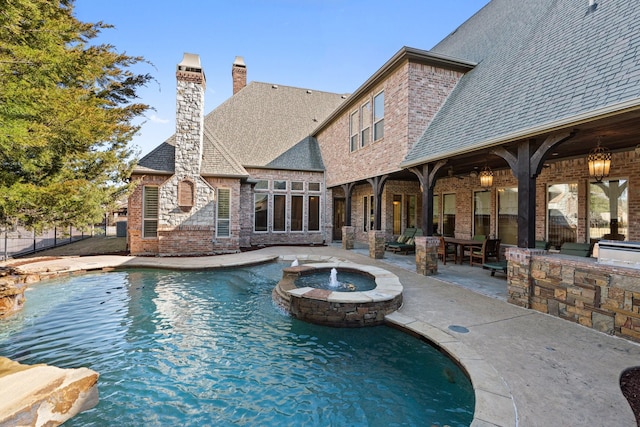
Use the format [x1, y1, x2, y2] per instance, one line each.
[0, 0, 151, 230]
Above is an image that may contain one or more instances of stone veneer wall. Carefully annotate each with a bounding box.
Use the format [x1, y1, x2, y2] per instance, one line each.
[507, 247, 640, 342]
[128, 175, 241, 256]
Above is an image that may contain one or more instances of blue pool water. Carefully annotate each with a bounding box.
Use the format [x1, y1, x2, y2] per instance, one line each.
[0, 262, 474, 426]
[295, 269, 377, 292]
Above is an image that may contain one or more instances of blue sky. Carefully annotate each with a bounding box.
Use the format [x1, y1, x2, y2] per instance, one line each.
[74, 1, 490, 157]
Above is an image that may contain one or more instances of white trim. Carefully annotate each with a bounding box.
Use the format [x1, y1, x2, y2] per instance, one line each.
[253, 193, 269, 233]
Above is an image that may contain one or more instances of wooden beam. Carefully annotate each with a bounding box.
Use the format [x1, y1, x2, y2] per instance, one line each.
[366, 175, 388, 231]
[340, 182, 356, 227]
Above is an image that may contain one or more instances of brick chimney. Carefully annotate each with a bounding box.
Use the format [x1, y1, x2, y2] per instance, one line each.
[175, 53, 206, 177]
[232, 56, 246, 94]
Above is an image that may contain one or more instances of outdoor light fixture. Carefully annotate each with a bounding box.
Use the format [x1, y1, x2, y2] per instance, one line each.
[479, 165, 493, 188]
[587, 138, 611, 182]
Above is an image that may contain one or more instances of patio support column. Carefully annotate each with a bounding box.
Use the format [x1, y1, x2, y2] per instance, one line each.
[517, 140, 536, 248]
[409, 160, 447, 236]
[340, 182, 355, 227]
[492, 132, 574, 248]
[366, 175, 388, 231]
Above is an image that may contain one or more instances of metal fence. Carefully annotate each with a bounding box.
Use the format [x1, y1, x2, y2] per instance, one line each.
[1, 224, 114, 261]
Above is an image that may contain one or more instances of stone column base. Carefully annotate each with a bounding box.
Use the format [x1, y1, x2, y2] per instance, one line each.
[342, 226, 355, 250]
[415, 236, 440, 276]
[506, 247, 546, 308]
[369, 231, 386, 259]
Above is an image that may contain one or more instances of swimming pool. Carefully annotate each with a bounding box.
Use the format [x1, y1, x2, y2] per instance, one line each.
[0, 262, 474, 426]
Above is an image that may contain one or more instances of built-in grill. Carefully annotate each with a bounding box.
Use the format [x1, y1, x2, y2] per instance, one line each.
[596, 240, 640, 269]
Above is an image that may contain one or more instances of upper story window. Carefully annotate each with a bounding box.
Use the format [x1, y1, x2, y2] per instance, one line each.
[360, 101, 371, 148]
[291, 181, 304, 192]
[274, 180, 287, 191]
[349, 110, 359, 152]
[308, 182, 321, 192]
[255, 180, 269, 191]
[373, 91, 384, 141]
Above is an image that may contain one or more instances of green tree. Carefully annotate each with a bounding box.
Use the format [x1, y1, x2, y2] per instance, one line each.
[0, 0, 151, 230]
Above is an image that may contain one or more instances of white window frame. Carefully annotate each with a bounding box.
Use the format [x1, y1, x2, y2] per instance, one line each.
[308, 194, 321, 232]
[254, 193, 269, 233]
[373, 91, 384, 141]
[349, 110, 359, 152]
[272, 193, 287, 233]
[360, 100, 371, 148]
[291, 194, 305, 233]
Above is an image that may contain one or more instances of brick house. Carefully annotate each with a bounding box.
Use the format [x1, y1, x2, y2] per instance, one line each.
[128, 54, 346, 255]
[314, 0, 640, 252]
[130, 0, 640, 257]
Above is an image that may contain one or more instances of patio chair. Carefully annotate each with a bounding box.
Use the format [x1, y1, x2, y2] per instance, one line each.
[437, 236, 457, 264]
[470, 238, 501, 267]
[386, 228, 416, 252]
[460, 234, 487, 263]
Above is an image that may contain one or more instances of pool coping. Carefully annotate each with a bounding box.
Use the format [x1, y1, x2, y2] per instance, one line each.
[284, 261, 403, 303]
[7, 252, 517, 426]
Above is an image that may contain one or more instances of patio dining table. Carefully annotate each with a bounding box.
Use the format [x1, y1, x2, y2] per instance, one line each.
[443, 237, 485, 265]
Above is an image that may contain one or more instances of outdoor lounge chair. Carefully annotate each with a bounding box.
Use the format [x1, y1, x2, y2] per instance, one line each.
[385, 228, 416, 251]
[386, 229, 423, 254]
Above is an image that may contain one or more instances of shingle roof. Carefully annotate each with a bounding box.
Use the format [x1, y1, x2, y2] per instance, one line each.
[402, 0, 640, 167]
[135, 81, 346, 175]
[265, 136, 325, 171]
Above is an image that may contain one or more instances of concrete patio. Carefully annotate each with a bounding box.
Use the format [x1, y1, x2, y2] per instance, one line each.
[4, 244, 640, 426]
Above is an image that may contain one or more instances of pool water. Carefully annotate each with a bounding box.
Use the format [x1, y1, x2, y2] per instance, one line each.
[0, 262, 474, 426]
[295, 269, 377, 292]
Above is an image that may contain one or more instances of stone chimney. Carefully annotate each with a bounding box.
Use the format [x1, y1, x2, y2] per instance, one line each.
[175, 53, 206, 177]
[232, 56, 246, 94]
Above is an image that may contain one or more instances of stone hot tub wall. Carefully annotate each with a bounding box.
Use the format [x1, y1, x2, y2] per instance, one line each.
[273, 263, 403, 327]
[507, 248, 640, 342]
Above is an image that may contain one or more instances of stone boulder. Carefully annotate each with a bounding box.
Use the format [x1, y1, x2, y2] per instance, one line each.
[0, 357, 99, 426]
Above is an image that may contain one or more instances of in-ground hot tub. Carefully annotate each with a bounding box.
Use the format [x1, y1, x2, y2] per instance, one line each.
[272, 262, 403, 327]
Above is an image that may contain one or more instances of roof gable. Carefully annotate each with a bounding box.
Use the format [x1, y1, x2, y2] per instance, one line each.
[203, 82, 345, 168]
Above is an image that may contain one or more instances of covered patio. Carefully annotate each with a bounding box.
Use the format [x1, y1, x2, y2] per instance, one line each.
[339, 241, 509, 301]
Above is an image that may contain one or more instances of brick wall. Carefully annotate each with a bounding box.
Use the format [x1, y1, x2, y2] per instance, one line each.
[329, 149, 639, 246]
[128, 174, 242, 256]
[318, 60, 463, 188]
